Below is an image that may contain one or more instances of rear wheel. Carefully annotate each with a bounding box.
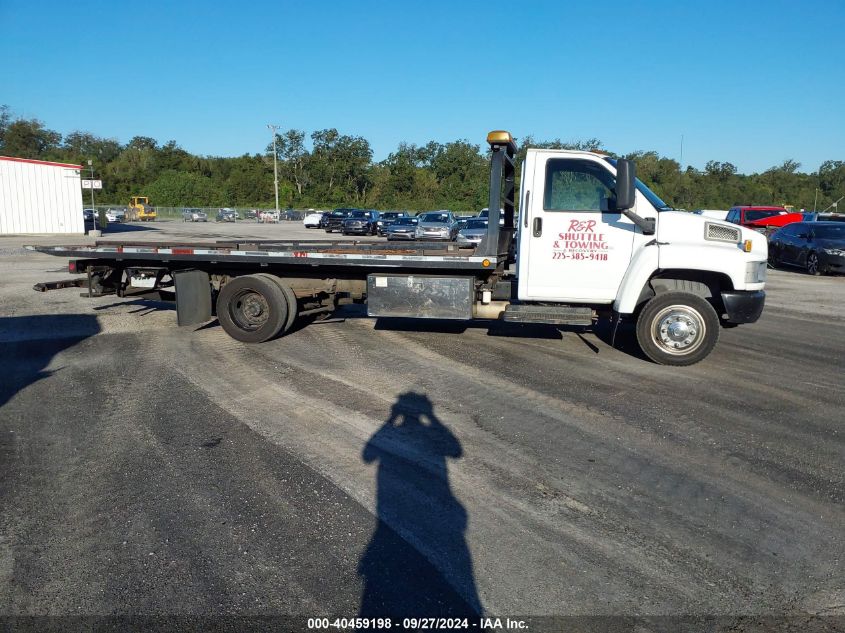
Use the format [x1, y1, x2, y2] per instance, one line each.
[257, 274, 298, 334]
[216, 274, 288, 343]
[636, 292, 720, 366]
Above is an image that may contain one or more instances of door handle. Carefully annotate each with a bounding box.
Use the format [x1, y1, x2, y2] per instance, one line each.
[532, 217, 543, 237]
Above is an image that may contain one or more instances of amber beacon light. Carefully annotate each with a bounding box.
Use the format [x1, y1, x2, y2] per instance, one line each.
[486, 130, 513, 145]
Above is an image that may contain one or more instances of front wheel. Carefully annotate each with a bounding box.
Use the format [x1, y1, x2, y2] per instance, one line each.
[806, 252, 822, 275]
[635, 292, 720, 366]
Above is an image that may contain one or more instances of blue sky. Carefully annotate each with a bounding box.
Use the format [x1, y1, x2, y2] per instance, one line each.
[1, 0, 842, 173]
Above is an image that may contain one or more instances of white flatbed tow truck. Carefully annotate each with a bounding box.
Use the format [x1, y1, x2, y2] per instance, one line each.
[30, 131, 767, 365]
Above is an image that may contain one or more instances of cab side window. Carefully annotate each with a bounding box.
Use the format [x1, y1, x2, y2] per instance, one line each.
[544, 159, 616, 212]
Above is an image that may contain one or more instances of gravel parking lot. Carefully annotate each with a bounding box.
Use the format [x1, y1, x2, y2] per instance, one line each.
[1, 220, 843, 630]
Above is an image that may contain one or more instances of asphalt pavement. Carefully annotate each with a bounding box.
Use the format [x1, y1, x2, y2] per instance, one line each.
[0, 221, 843, 632]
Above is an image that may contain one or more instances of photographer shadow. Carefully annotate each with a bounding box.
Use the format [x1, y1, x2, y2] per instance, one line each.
[358, 392, 483, 621]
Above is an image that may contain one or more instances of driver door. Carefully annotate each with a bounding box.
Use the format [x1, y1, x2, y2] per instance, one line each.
[517, 153, 642, 303]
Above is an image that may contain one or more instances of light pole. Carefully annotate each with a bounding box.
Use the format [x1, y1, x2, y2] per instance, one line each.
[267, 124, 280, 214]
[87, 159, 96, 211]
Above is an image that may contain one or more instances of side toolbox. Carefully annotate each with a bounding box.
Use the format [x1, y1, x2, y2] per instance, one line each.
[367, 274, 474, 320]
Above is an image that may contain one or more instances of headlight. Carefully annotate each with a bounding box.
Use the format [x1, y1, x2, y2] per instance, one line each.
[823, 248, 845, 256]
[745, 261, 767, 283]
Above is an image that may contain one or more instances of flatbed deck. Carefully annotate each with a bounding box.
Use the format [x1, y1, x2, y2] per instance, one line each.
[27, 238, 499, 271]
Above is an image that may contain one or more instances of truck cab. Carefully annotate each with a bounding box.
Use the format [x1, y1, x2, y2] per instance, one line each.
[502, 135, 767, 364]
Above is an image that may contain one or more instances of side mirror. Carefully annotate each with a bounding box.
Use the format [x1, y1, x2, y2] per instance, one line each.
[615, 159, 636, 211]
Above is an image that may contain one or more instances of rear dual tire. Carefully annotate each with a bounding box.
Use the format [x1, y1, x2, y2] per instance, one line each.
[216, 274, 297, 343]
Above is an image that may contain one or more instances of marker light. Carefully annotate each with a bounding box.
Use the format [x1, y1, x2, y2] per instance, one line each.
[743, 240, 753, 252]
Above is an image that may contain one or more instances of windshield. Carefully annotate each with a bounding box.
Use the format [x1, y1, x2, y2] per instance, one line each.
[465, 219, 488, 229]
[815, 225, 845, 239]
[392, 218, 417, 225]
[604, 158, 672, 210]
[420, 212, 451, 223]
[745, 210, 783, 222]
[331, 209, 352, 216]
[381, 212, 402, 219]
[348, 210, 370, 218]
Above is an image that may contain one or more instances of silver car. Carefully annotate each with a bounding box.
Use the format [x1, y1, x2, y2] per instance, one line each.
[384, 216, 419, 240]
[105, 208, 126, 223]
[415, 211, 457, 241]
[455, 218, 489, 246]
[182, 208, 207, 222]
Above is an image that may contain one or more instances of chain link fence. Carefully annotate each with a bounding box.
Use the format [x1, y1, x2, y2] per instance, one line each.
[88, 205, 327, 221]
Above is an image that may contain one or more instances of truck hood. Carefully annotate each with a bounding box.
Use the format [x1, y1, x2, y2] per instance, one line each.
[657, 211, 768, 259]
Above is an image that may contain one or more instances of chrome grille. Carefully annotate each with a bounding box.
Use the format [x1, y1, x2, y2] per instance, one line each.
[705, 222, 741, 243]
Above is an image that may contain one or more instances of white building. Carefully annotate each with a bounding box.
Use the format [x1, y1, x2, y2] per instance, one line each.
[0, 156, 84, 234]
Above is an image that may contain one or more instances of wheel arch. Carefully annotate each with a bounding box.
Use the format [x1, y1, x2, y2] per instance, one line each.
[631, 269, 735, 318]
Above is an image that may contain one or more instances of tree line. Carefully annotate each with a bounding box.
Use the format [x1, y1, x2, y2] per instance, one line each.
[1, 105, 843, 213]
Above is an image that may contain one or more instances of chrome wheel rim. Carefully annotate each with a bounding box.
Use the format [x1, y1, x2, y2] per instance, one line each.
[651, 305, 706, 356]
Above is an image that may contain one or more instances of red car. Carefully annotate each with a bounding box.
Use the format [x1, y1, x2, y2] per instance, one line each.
[726, 206, 801, 230]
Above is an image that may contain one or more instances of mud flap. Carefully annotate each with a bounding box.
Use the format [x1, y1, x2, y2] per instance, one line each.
[173, 269, 212, 326]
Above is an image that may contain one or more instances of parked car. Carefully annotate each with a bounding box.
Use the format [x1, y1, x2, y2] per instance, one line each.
[324, 208, 357, 233]
[725, 206, 799, 232]
[105, 208, 126, 223]
[802, 212, 845, 222]
[83, 208, 99, 233]
[384, 216, 419, 240]
[375, 211, 408, 235]
[303, 211, 325, 228]
[768, 221, 845, 275]
[477, 207, 506, 226]
[216, 208, 238, 222]
[455, 218, 489, 246]
[342, 210, 380, 236]
[244, 209, 258, 220]
[260, 210, 280, 223]
[182, 208, 207, 222]
[415, 211, 458, 241]
[279, 209, 302, 221]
